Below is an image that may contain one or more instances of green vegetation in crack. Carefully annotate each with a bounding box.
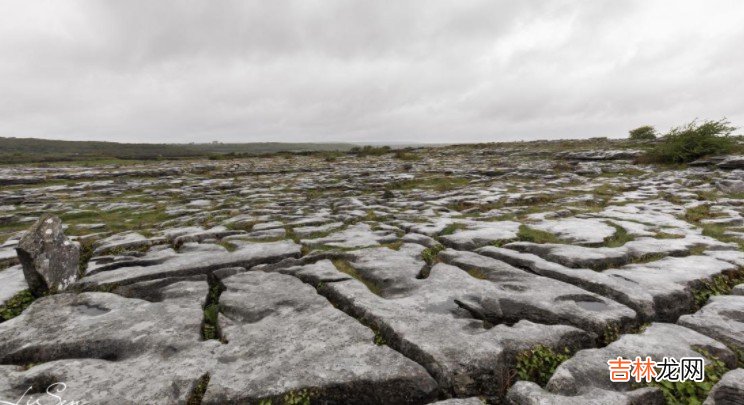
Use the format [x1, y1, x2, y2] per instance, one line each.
[331, 259, 382, 296]
[515, 345, 572, 387]
[702, 224, 744, 250]
[386, 176, 470, 192]
[603, 222, 634, 248]
[0, 289, 37, 322]
[373, 329, 387, 346]
[692, 270, 744, 309]
[654, 231, 684, 239]
[62, 207, 173, 235]
[284, 226, 299, 243]
[695, 190, 718, 202]
[421, 245, 444, 266]
[217, 241, 238, 252]
[684, 204, 714, 223]
[202, 278, 226, 342]
[593, 184, 621, 199]
[465, 267, 490, 280]
[440, 223, 467, 236]
[380, 240, 403, 251]
[282, 389, 312, 405]
[601, 324, 621, 346]
[77, 239, 95, 277]
[186, 373, 210, 405]
[516, 225, 561, 244]
[646, 350, 728, 405]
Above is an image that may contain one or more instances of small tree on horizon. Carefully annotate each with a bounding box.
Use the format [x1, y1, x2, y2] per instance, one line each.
[629, 125, 657, 141]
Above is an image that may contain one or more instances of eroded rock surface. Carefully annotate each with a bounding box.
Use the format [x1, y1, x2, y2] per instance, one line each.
[0, 282, 214, 403]
[204, 271, 438, 403]
[281, 259, 592, 397]
[1, 144, 743, 403]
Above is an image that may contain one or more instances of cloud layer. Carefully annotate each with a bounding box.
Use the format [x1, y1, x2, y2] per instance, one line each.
[1, 1, 743, 143]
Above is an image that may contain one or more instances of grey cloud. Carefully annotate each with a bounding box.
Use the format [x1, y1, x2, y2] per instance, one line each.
[0, 0, 743, 143]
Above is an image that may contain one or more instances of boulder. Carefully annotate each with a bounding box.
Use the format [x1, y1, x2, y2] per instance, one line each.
[15, 214, 79, 296]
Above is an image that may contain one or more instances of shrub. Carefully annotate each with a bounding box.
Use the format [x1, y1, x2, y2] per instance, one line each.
[629, 125, 657, 141]
[643, 119, 736, 164]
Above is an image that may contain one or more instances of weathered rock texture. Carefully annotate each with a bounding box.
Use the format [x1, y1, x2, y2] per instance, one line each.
[15, 214, 80, 296]
[1, 145, 743, 403]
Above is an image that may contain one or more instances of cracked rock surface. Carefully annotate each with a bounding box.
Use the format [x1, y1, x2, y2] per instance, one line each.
[0, 142, 743, 403]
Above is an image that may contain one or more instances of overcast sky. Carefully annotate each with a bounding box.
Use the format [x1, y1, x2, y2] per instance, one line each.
[1, 1, 743, 144]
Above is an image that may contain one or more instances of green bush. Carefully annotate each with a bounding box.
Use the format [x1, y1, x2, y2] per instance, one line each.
[629, 125, 657, 141]
[644, 119, 736, 164]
